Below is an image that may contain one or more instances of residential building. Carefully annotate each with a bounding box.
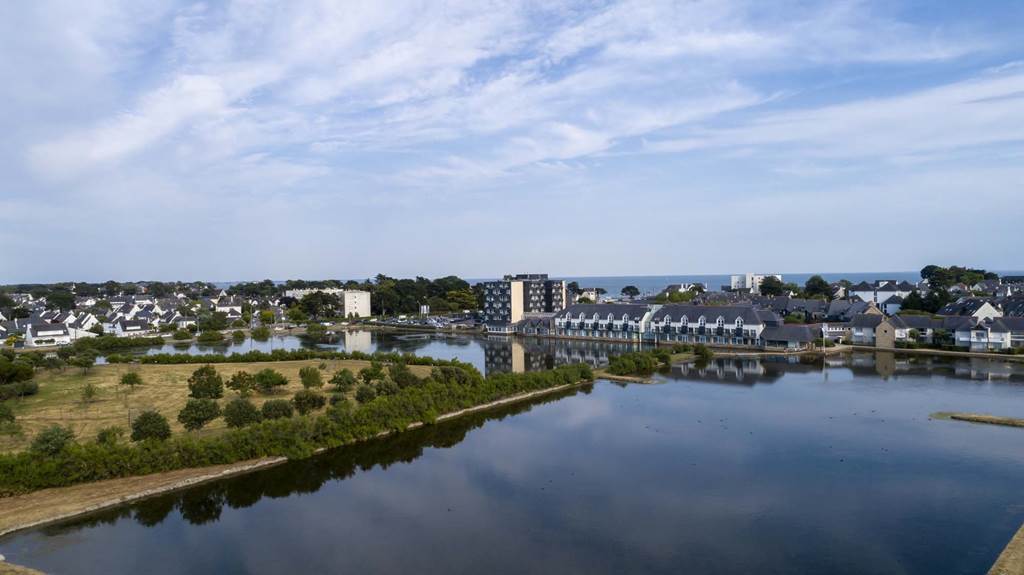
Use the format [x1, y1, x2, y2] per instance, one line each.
[554, 303, 652, 341]
[25, 324, 72, 347]
[648, 304, 776, 346]
[849, 280, 916, 305]
[482, 274, 568, 329]
[729, 273, 782, 295]
[937, 298, 1002, 320]
[282, 288, 371, 317]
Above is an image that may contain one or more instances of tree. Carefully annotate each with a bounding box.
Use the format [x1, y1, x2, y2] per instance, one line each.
[292, 390, 326, 415]
[299, 366, 323, 389]
[81, 382, 99, 404]
[355, 384, 377, 404]
[784, 313, 805, 324]
[260, 399, 294, 420]
[0, 355, 34, 385]
[231, 330, 246, 343]
[172, 329, 192, 340]
[254, 368, 288, 394]
[804, 275, 831, 299]
[69, 354, 96, 375]
[131, 410, 171, 441]
[902, 290, 926, 312]
[31, 425, 75, 455]
[88, 324, 104, 336]
[330, 369, 357, 393]
[44, 290, 75, 311]
[226, 371, 256, 397]
[389, 363, 420, 388]
[188, 365, 224, 399]
[224, 398, 261, 428]
[299, 292, 341, 319]
[286, 306, 308, 323]
[445, 289, 478, 311]
[197, 330, 225, 344]
[120, 371, 143, 391]
[359, 362, 385, 385]
[759, 276, 785, 296]
[305, 322, 327, 342]
[251, 326, 271, 341]
[259, 310, 275, 325]
[621, 285, 640, 298]
[178, 398, 221, 431]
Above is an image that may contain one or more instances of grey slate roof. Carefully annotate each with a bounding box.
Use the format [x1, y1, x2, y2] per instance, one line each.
[849, 314, 884, 329]
[760, 325, 816, 343]
[557, 303, 650, 322]
[650, 304, 769, 324]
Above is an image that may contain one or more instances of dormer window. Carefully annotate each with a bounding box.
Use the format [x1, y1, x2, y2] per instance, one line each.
[716, 317, 725, 327]
[698, 316, 706, 326]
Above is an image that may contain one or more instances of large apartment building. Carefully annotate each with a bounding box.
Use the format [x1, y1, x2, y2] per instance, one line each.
[482, 274, 568, 328]
[283, 288, 372, 317]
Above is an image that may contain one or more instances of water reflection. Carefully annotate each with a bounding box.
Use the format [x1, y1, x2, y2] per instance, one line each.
[6, 354, 1024, 575]
[36, 386, 587, 534]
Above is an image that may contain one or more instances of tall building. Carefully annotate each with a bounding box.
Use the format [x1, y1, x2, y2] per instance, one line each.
[729, 273, 783, 295]
[482, 274, 568, 326]
[283, 288, 371, 317]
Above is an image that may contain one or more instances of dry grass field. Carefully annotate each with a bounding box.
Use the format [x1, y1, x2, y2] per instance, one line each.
[0, 359, 433, 453]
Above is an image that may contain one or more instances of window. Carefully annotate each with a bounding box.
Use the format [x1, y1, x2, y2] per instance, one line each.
[716, 317, 725, 327]
[698, 316, 706, 327]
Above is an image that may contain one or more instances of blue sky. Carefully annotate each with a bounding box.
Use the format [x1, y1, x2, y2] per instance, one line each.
[1, 0, 1023, 283]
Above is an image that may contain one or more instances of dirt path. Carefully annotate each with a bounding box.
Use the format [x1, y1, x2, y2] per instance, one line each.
[990, 522, 1024, 574]
[0, 458, 286, 539]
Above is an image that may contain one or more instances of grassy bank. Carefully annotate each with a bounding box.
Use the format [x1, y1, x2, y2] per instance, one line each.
[0, 363, 593, 496]
[932, 412, 1024, 428]
[1, 359, 432, 453]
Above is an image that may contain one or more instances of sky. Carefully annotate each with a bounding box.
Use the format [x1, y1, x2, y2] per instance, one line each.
[1, 0, 1023, 283]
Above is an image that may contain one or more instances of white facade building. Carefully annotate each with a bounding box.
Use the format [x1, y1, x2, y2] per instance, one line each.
[283, 288, 371, 317]
[25, 324, 73, 347]
[730, 273, 782, 295]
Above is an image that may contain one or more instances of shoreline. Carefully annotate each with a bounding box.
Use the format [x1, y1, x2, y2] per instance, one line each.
[990, 522, 1024, 575]
[0, 379, 593, 540]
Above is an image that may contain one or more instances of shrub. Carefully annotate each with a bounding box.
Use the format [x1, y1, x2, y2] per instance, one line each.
[355, 384, 377, 404]
[330, 369, 357, 393]
[359, 362, 384, 385]
[197, 331, 224, 344]
[96, 426, 125, 445]
[31, 425, 75, 456]
[254, 368, 288, 394]
[223, 398, 261, 428]
[0, 403, 14, 424]
[389, 363, 421, 389]
[80, 382, 99, 404]
[0, 381, 39, 401]
[227, 371, 256, 397]
[260, 399, 294, 420]
[178, 399, 222, 431]
[120, 371, 143, 390]
[292, 390, 326, 415]
[693, 344, 713, 361]
[298, 366, 323, 389]
[188, 365, 224, 399]
[251, 326, 271, 341]
[0, 355, 34, 385]
[172, 329, 193, 341]
[232, 330, 246, 343]
[131, 410, 171, 442]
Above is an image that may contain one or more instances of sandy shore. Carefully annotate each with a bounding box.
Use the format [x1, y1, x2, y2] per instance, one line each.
[0, 379, 592, 540]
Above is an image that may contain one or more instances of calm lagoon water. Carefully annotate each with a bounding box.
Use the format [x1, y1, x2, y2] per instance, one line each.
[8, 340, 1024, 574]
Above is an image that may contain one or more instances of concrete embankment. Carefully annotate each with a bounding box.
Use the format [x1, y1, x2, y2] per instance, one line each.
[0, 379, 593, 540]
[990, 522, 1024, 575]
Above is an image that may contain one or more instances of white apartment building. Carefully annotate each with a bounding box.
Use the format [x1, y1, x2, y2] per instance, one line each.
[730, 273, 783, 295]
[283, 288, 371, 318]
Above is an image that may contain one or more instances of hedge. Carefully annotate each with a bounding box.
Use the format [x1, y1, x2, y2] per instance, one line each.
[107, 348, 470, 369]
[0, 363, 593, 495]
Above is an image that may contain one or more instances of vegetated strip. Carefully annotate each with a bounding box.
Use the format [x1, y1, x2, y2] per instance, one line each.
[0, 370, 592, 538]
[932, 412, 1024, 428]
[0, 362, 594, 497]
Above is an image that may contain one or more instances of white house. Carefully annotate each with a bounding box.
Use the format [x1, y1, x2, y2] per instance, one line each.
[115, 319, 156, 337]
[849, 280, 916, 305]
[554, 303, 653, 341]
[25, 324, 72, 347]
[648, 304, 774, 346]
[937, 298, 1002, 320]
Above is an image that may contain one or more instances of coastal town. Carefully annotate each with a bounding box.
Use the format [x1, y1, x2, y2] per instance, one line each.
[4, 266, 1023, 356]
